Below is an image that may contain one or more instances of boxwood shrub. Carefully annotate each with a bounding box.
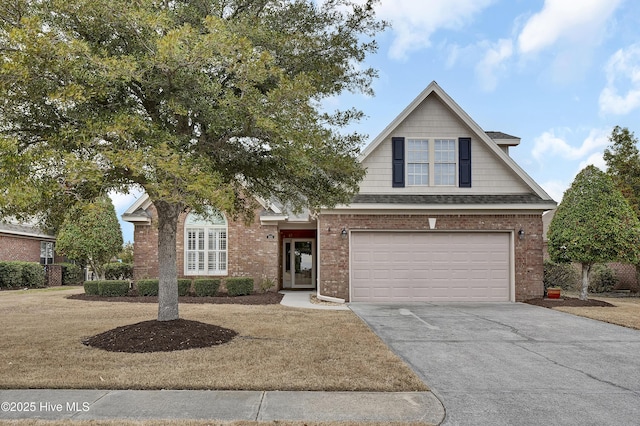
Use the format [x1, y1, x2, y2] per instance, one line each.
[136, 279, 159, 296]
[84, 281, 100, 295]
[104, 262, 133, 280]
[57, 263, 83, 285]
[99, 280, 130, 296]
[178, 279, 192, 296]
[0, 261, 45, 288]
[194, 278, 221, 297]
[136, 279, 191, 296]
[22, 262, 46, 288]
[226, 277, 254, 296]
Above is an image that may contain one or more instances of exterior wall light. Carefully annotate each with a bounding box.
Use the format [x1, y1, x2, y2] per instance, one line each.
[341, 228, 348, 239]
[518, 228, 525, 240]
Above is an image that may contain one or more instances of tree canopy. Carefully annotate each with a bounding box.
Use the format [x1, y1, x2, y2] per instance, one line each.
[547, 165, 640, 300]
[0, 0, 386, 320]
[604, 126, 640, 219]
[56, 196, 123, 280]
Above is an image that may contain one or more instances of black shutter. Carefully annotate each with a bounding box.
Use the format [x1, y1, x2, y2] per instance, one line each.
[392, 137, 405, 188]
[459, 137, 471, 188]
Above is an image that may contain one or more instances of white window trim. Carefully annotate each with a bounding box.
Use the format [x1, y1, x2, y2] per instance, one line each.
[406, 137, 458, 187]
[184, 209, 228, 276]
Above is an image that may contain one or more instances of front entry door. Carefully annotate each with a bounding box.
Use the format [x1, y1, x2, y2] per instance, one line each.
[282, 239, 315, 289]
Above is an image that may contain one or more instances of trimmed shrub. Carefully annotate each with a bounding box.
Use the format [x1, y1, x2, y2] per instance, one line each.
[136, 279, 159, 296]
[226, 277, 254, 296]
[84, 281, 99, 295]
[99, 280, 130, 296]
[104, 262, 133, 280]
[57, 263, 83, 285]
[23, 263, 45, 288]
[178, 279, 192, 296]
[543, 260, 580, 291]
[0, 261, 45, 288]
[194, 278, 221, 297]
[589, 264, 618, 293]
[136, 279, 190, 296]
[0, 262, 25, 288]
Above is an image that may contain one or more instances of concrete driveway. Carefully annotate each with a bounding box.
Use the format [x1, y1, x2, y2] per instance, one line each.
[350, 302, 640, 426]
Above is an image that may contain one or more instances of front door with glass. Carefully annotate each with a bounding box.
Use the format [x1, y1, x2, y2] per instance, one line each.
[282, 239, 315, 289]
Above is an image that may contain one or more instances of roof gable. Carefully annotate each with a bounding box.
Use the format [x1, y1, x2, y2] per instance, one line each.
[357, 81, 553, 202]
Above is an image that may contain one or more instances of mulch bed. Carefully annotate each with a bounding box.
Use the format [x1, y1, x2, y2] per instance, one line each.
[524, 297, 614, 308]
[82, 319, 238, 353]
[75, 292, 283, 353]
[68, 291, 283, 305]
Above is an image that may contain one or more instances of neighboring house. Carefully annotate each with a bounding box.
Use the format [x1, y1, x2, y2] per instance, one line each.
[123, 81, 557, 302]
[542, 209, 638, 291]
[0, 221, 60, 265]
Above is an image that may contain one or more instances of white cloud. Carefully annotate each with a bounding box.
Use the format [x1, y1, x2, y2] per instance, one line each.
[531, 128, 609, 162]
[475, 39, 513, 91]
[577, 152, 607, 172]
[373, 0, 495, 60]
[599, 44, 640, 115]
[540, 179, 569, 203]
[517, 0, 623, 55]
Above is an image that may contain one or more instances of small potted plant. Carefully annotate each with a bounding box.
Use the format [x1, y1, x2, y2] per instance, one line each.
[546, 287, 561, 299]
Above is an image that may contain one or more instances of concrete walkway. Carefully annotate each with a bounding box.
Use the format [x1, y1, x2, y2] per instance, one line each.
[0, 292, 445, 424]
[0, 389, 443, 423]
[279, 290, 350, 310]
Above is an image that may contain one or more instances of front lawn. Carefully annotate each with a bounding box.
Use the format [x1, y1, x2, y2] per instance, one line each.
[0, 287, 427, 392]
[554, 296, 640, 330]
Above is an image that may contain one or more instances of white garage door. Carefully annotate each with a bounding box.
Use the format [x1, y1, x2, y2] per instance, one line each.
[351, 232, 511, 302]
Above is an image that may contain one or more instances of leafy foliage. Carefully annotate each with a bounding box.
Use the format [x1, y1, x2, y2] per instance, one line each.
[0, 261, 45, 288]
[604, 126, 640, 219]
[0, 0, 385, 320]
[588, 264, 618, 293]
[84, 280, 130, 296]
[548, 165, 640, 299]
[57, 262, 83, 285]
[104, 262, 133, 280]
[55, 197, 123, 280]
[194, 278, 221, 297]
[117, 242, 134, 264]
[543, 260, 579, 291]
[226, 277, 254, 296]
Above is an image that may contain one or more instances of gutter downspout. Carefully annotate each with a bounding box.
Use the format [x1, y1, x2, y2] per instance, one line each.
[316, 218, 346, 304]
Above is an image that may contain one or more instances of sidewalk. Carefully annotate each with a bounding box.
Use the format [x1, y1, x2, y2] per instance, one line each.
[0, 389, 444, 423]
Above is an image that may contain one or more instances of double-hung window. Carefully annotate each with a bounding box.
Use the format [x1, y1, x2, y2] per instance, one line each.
[407, 139, 429, 185]
[434, 139, 456, 186]
[406, 138, 457, 186]
[40, 241, 54, 265]
[185, 208, 227, 276]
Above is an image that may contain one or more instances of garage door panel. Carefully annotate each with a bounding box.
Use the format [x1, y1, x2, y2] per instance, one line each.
[351, 232, 510, 302]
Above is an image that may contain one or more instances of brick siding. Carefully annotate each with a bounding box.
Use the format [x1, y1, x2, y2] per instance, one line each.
[319, 213, 545, 302]
[133, 204, 279, 290]
[0, 234, 61, 264]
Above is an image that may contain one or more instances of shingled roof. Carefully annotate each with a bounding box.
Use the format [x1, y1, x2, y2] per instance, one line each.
[351, 193, 551, 205]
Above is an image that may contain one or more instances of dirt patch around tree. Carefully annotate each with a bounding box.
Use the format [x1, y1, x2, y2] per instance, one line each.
[83, 319, 238, 353]
[73, 292, 283, 353]
[524, 296, 614, 308]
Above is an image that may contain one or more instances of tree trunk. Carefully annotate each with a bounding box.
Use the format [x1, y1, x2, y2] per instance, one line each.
[580, 263, 591, 301]
[154, 200, 183, 322]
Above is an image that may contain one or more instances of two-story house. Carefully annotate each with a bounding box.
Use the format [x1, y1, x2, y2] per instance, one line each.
[123, 81, 556, 302]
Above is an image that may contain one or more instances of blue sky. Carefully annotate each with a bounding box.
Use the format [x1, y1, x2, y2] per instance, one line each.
[112, 0, 640, 242]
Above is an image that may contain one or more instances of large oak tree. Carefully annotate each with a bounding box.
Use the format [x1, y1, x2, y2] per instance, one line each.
[0, 0, 386, 320]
